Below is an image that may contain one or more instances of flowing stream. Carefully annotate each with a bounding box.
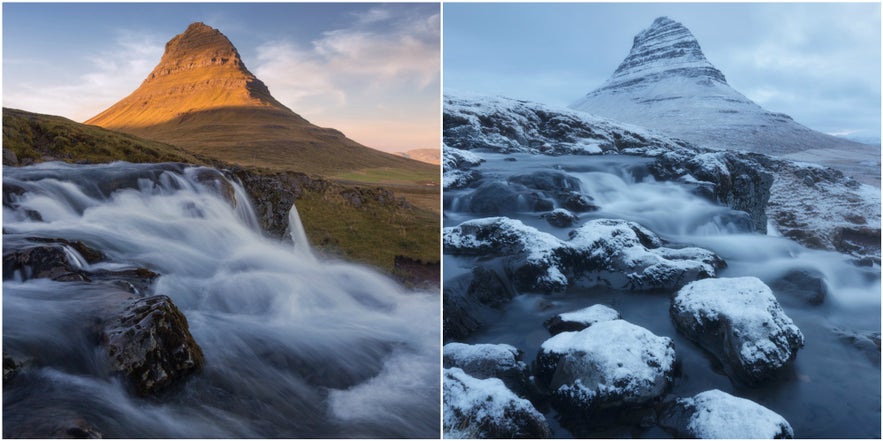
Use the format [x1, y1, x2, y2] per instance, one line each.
[444, 152, 880, 438]
[3, 161, 439, 438]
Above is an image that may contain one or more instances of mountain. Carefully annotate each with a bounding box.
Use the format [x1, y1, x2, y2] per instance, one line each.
[396, 148, 440, 165]
[86, 22, 433, 178]
[570, 17, 870, 157]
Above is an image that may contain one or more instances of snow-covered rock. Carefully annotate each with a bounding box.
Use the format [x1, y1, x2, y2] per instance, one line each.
[671, 277, 805, 383]
[443, 217, 724, 292]
[535, 319, 676, 414]
[444, 94, 689, 156]
[443, 343, 531, 396]
[660, 389, 794, 438]
[570, 16, 866, 156]
[443, 146, 484, 189]
[543, 304, 621, 335]
[443, 367, 551, 439]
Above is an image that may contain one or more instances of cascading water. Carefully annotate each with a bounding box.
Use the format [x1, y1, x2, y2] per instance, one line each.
[2, 161, 439, 438]
[444, 152, 880, 438]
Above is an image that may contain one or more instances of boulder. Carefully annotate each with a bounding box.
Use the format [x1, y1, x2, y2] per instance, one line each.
[670, 277, 804, 384]
[443, 147, 484, 190]
[101, 295, 204, 396]
[770, 268, 828, 305]
[443, 343, 531, 396]
[3, 352, 20, 381]
[443, 367, 551, 439]
[541, 208, 578, 228]
[443, 266, 515, 340]
[3, 244, 87, 282]
[543, 304, 620, 335]
[535, 319, 676, 414]
[660, 389, 794, 438]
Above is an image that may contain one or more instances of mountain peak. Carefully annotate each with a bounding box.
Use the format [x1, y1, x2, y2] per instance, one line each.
[603, 16, 726, 91]
[86, 22, 287, 129]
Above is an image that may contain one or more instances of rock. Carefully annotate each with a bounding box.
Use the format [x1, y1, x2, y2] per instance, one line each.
[444, 217, 724, 293]
[443, 343, 531, 396]
[9, 417, 103, 439]
[3, 148, 19, 166]
[392, 255, 440, 288]
[443, 266, 515, 340]
[770, 268, 828, 305]
[562, 191, 598, 212]
[832, 327, 881, 365]
[508, 171, 581, 194]
[444, 147, 484, 189]
[543, 304, 621, 335]
[3, 352, 20, 381]
[535, 319, 676, 414]
[670, 277, 805, 384]
[443, 367, 551, 439]
[101, 295, 204, 396]
[465, 181, 554, 215]
[660, 389, 794, 438]
[541, 208, 578, 228]
[25, 237, 105, 264]
[3, 244, 87, 282]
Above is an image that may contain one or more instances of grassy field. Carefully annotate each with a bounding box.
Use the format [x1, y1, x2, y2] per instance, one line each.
[3, 107, 439, 276]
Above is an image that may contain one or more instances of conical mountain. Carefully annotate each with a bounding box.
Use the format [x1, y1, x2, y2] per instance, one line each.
[570, 17, 867, 155]
[87, 22, 430, 176]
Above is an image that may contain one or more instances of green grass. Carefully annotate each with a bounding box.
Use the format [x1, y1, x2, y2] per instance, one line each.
[334, 166, 439, 186]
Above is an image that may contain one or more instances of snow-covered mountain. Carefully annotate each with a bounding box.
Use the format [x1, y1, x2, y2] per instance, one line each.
[570, 17, 870, 156]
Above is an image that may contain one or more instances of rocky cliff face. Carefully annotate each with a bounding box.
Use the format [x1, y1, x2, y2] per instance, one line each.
[570, 17, 869, 156]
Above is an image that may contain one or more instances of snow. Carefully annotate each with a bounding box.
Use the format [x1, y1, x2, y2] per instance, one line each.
[673, 277, 804, 371]
[556, 304, 620, 326]
[443, 367, 547, 439]
[443, 342, 520, 371]
[683, 389, 794, 438]
[539, 319, 675, 405]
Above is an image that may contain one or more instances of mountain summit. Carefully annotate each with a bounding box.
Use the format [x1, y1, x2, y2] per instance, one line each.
[86, 22, 428, 176]
[570, 17, 867, 155]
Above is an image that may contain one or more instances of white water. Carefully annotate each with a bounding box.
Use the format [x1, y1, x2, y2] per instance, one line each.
[444, 152, 880, 438]
[3, 162, 439, 438]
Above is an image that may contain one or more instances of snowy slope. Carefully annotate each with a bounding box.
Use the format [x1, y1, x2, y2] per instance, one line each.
[570, 17, 871, 156]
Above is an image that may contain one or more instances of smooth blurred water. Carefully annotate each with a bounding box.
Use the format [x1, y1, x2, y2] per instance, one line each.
[3, 162, 440, 438]
[445, 152, 880, 438]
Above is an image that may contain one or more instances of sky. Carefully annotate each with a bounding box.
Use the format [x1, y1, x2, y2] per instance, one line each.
[3, 3, 440, 153]
[445, 3, 882, 144]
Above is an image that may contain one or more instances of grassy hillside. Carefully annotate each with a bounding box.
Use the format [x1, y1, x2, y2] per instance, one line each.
[2, 107, 439, 276]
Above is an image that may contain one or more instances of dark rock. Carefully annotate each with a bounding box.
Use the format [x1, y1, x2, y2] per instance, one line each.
[443, 266, 515, 340]
[535, 319, 675, 416]
[101, 295, 204, 396]
[541, 208, 578, 228]
[443, 367, 551, 438]
[3, 148, 19, 166]
[770, 269, 828, 305]
[9, 417, 102, 439]
[659, 389, 794, 438]
[832, 327, 881, 365]
[26, 237, 104, 264]
[508, 171, 581, 193]
[562, 191, 598, 212]
[443, 342, 532, 397]
[392, 255, 439, 288]
[543, 304, 620, 335]
[3, 244, 87, 282]
[4, 352, 20, 381]
[671, 277, 804, 384]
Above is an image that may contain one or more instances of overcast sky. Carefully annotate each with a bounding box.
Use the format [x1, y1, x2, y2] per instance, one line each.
[3, 3, 440, 153]
[445, 3, 881, 143]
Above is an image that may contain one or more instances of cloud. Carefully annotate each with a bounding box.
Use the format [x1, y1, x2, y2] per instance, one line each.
[4, 31, 164, 122]
[252, 6, 440, 150]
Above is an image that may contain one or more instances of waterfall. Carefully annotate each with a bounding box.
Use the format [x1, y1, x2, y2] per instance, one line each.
[2, 161, 439, 438]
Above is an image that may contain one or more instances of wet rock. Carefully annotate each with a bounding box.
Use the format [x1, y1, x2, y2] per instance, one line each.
[8, 417, 103, 439]
[832, 327, 881, 365]
[770, 268, 828, 305]
[443, 367, 551, 439]
[443, 342, 531, 396]
[26, 237, 104, 264]
[444, 147, 484, 189]
[101, 295, 204, 396]
[508, 171, 581, 194]
[535, 319, 676, 414]
[562, 191, 598, 212]
[465, 181, 554, 215]
[541, 208, 578, 228]
[671, 277, 805, 384]
[443, 266, 515, 340]
[3, 148, 19, 166]
[4, 352, 20, 381]
[659, 389, 794, 438]
[543, 304, 620, 335]
[3, 244, 87, 282]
